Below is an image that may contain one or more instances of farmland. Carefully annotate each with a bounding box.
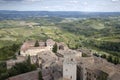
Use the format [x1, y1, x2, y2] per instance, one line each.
[0, 16, 120, 60]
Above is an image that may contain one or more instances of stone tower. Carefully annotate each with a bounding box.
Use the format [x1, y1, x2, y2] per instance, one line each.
[63, 50, 77, 80]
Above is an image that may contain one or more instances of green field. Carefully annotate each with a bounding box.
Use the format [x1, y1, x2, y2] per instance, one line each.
[0, 17, 120, 60]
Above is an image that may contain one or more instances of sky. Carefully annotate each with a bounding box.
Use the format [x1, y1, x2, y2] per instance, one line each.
[0, 0, 120, 12]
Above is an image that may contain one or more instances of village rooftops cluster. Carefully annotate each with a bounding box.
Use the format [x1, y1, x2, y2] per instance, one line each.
[5, 39, 120, 80]
[77, 56, 120, 80]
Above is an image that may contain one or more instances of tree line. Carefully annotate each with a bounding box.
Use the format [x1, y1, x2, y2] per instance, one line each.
[0, 43, 21, 60]
[93, 53, 120, 65]
[0, 56, 37, 80]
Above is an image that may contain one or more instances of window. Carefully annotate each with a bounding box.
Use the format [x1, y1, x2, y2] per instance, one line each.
[94, 75, 97, 78]
[46, 67, 48, 69]
[71, 59, 73, 61]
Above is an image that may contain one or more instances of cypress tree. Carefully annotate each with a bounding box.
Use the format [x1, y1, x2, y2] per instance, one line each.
[34, 40, 39, 47]
[52, 43, 57, 53]
[39, 71, 43, 80]
[113, 57, 119, 65]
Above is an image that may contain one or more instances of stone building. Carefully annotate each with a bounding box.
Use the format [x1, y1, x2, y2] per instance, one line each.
[77, 56, 120, 80]
[20, 39, 55, 56]
[36, 50, 63, 80]
[63, 50, 77, 80]
[6, 39, 120, 80]
[46, 39, 55, 50]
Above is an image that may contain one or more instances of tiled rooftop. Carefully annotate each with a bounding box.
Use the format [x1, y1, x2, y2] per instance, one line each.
[8, 70, 39, 80]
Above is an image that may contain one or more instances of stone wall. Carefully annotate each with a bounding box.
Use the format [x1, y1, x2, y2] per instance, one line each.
[63, 50, 77, 80]
[63, 63, 76, 80]
[20, 47, 50, 56]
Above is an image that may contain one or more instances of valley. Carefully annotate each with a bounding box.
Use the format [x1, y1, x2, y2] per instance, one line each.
[0, 16, 119, 62]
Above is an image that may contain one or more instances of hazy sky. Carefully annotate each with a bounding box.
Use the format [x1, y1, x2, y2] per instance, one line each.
[0, 0, 120, 12]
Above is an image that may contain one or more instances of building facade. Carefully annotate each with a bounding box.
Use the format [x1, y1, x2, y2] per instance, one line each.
[63, 50, 77, 80]
[20, 39, 55, 56]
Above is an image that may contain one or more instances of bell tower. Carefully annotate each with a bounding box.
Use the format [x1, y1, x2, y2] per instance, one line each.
[63, 50, 77, 80]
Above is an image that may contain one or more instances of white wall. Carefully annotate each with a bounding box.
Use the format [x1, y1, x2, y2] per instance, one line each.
[20, 47, 52, 56]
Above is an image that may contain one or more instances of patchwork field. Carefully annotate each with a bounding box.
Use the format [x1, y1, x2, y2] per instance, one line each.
[0, 17, 120, 60]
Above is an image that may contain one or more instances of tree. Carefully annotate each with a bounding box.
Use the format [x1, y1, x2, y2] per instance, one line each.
[45, 42, 47, 47]
[101, 54, 107, 59]
[34, 40, 39, 47]
[113, 57, 119, 65]
[52, 43, 57, 53]
[27, 55, 31, 65]
[0, 62, 9, 80]
[18, 50, 20, 55]
[82, 53, 88, 57]
[75, 44, 79, 49]
[8, 61, 37, 77]
[0, 43, 21, 60]
[39, 71, 43, 80]
[107, 55, 113, 63]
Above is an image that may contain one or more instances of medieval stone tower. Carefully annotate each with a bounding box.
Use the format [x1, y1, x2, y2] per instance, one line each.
[63, 50, 77, 80]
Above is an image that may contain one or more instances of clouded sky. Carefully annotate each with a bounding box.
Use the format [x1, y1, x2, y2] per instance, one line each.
[0, 0, 120, 12]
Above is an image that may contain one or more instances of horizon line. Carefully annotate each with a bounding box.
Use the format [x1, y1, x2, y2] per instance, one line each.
[0, 10, 120, 13]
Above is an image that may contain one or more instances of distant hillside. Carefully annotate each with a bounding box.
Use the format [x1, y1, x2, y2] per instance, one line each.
[0, 10, 120, 20]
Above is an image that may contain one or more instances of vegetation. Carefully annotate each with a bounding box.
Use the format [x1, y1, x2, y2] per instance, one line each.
[0, 16, 119, 63]
[101, 54, 107, 59]
[0, 12, 119, 80]
[0, 61, 7, 80]
[8, 59, 37, 77]
[82, 53, 89, 57]
[0, 43, 21, 60]
[39, 71, 43, 80]
[0, 57, 37, 80]
[34, 40, 40, 47]
[52, 43, 58, 53]
[93, 53, 120, 64]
